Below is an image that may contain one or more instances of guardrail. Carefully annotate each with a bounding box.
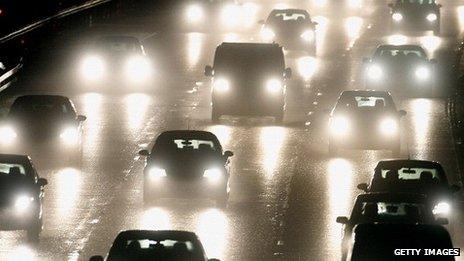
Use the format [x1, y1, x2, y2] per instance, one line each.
[0, 0, 113, 91]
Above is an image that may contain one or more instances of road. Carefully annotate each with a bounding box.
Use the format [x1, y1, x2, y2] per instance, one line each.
[0, 0, 464, 260]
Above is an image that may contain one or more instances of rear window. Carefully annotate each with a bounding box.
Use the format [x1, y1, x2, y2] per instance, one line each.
[0, 163, 26, 176]
[272, 12, 308, 21]
[154, 138, 218, 153]
[376, 49, 426, 60]
[214, 46, 284, 74]
[336, 94, 393, 111]
[380, 167, 441, 181]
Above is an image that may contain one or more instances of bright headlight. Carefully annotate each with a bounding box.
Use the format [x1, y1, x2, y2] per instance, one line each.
[379, 118, 398, 136]
[186, 4, 203, 23]
[330, 116, 350, 136]
[266, 79, 283, 93]
[60, 127, 79, 145]
[148, 167, 167, 179]
[213, 78, 230, 92]
[415, 66, 430, 81]
[392, 13, 403, 22]
[433, 202, 450, 215]
[81, 56, 104, 81]
[221, 4, 240, 27]
[426, 13, 437, 22]
[260, 27, 275, 42]
[367, 64, 383, 81]
[15, 195, 34, 212]
[125, 56, 151, 83]
[300, 30, 315, 42]
[0, 126, 17, 143]
[203, 168, 222, 184]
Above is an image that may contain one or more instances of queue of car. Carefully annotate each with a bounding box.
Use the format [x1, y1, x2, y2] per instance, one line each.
[0, 0, 460, 260]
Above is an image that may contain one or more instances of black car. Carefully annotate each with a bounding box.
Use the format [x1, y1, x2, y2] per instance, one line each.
[328, 90, 406, 155]
[347, 223, 455, 261]
[336, 193, 446, 261]
[260, 9, 317, 54]
[357, 159, 461, 217]
[79, 36, 151, 85]
[89, 230, 220, 261]
[205, 42, 292, 123]
[0, 95, 86, 149]
[389, 0, 442, 35]
[363, 44, 436, 96]
[0, 154, 48, 242]
[139, 130, 233, 207]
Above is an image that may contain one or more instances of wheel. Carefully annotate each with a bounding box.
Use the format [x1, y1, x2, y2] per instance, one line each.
[329, 142, 338, 155]
[27, 219, 42, 243]
[212, 107, 221, 123]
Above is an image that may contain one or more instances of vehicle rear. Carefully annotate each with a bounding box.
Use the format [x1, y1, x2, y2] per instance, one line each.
[390, 1, 440, 34]
[210, 43, 287, 121]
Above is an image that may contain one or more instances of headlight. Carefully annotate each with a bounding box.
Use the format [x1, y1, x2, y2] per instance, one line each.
[329, 116, 350, 136]
[213, 78, 230, 92]
[260, 27, 275, 42]
[15, 195, 34, 212]
[60, 127, 79, 145]
[379, 118, 398, 136]
[125, 55, 151, 83]
[186, 4, 203, 23]
[148, 167, 167, 179]
[300, 30, 315, 42]
[433, 202, 450, 215]
[203, 168, 222, 184]
[81, 56, 104, 81]
[426, 13, 437, 22]
[367, 64, 383, 81]
[392, 13, 403, 22]
[0, 126, 17, 143]
[221, 4, 240, 27]
[266, 79, 283, 94]
[415, 66, 430, 81]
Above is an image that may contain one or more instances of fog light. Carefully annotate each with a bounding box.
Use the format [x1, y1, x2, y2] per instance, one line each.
[213, 78, 230, 93]
[433, 202, 450, 215]
[266, 79, 282, 94]
[392, 13, 403, 22]
[415, 66, 430, 81]
[426, 13, 437, 22]
[379, 118, 398, 136]
[203, 168, 222, 184]
[148, 167, 167, 179]
[330, 116, 350, 136]
[15, 195, 33, 213]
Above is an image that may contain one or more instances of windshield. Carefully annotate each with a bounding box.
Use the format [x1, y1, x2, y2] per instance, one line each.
[270, 11, 309, 23]
[110, 238, 202, 260]
[214, 48, 283, 77]
[397, 0, 436, 5]
[335, 95, 394, 112]
[0, 163, 26, 176]
[10, 100, 72, 117]
[375, 49, 427, 61]
[154, 138, 218, 153]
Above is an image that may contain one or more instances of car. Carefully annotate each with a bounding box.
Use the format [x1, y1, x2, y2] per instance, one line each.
[336, 192, 447, 261]
[79, 36, 151, 85]
[183, 0, 245, 31]
[138, 130, 233, 207]
[357, 159, 461, 217]
[204, 42, 292, 123]
[389, 0, 442, 35]
[363, 45, 436, 96]
[347, 223, 455, 261]
[0, 154, 48, 242]
[89, 230, 221, 261]
[0, 95, 86, 150]
[260, 9, 317, 54]
[327, 90, 406, 155]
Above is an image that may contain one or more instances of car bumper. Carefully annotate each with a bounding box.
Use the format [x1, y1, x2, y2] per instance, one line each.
[391, 19, 439, 31]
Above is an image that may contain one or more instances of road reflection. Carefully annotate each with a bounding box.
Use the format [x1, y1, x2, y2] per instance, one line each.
[186, 33, 204, 68]
[207, 125, 232, 147]
[56, 168, 81, 218]
[196, 208, 228, 260]
[140, 207, 171, 230]
[408, 99, 432, 158]
[345, 16, 363, 48]
[388, 34, 408, 45]
[313, 16, 329, 55]
[124, 93, 150, 131]
[420, 35, 441, 56]
[259, 127, 287, 179]
[297, 56, 318, 80]
[4, 245, 36, 260]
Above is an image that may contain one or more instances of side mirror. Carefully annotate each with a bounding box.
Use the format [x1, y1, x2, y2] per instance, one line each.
[436, 217, 449, 225]
[77, 115, 87, 122]
[258, 19, 265, 25]
[398, 110, 407, 117]
[336, 216, 349, 224]
[224, 150, 234, 158]
[450, 184, 461, 193]
[362, 57, 370, 63]
[284, 68, 292, 79]
[204, 65, 213, 77]
[139, 150, 150, 157]
[357, 183, 368, 192]
[89, 256, 104, 261]
[38, 178, 48, 187]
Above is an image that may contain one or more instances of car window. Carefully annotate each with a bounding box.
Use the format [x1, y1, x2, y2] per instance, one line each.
[154, 138, 218, 153]
[380, 167, 441, 181]
[398, 0, 435, 4]
[273, 12, 308, 21]
[11, 101, 71, 116]
[112, 238, 202, 260]
[214, 48, 284, 76]
[378, 49, 426, 60]
[0, 163, 26, 176]
[173, 139, 215, 150]
[336, 95, 391, 111]
[106, 42, 139, 52]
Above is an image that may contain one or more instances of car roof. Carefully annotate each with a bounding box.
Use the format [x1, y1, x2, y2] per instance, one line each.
[13, 95, 70, 104]
[217, 42, 281, 50]
[375, 159, 442, 170]
[271, 9, 309, 15]
[156, 130, 219, 141]
[340, 90, 392, 97]
[355, 192, 427, 202]
[376, 44, 425, 51]
[116, 230, 199, 241]
[0, 154, 31, 163]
